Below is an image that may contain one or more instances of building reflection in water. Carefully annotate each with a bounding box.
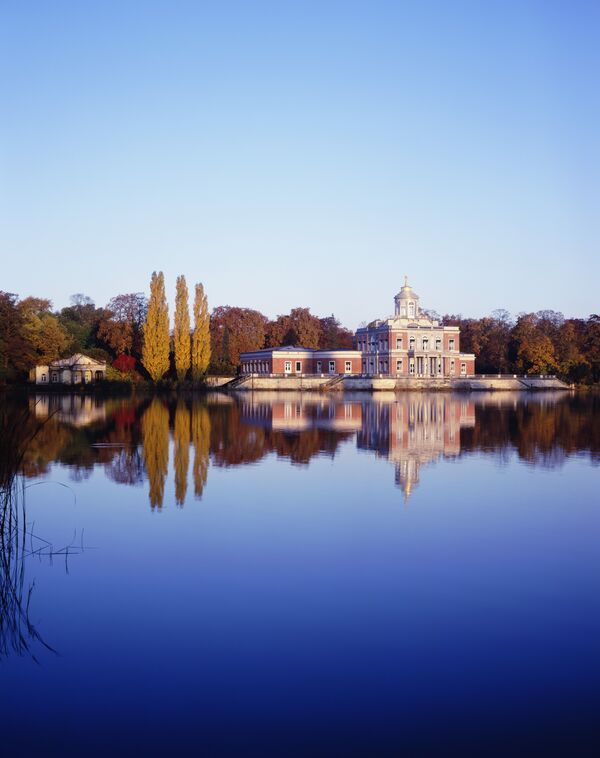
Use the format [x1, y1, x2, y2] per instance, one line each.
[357, 393, 475, 499]
[239, 392, 362, 433]
[31, 393, 107, 427]
[17, 390, 600, 508]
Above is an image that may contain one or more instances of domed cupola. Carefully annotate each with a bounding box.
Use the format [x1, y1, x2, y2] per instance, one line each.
[394, 276, 420, 318]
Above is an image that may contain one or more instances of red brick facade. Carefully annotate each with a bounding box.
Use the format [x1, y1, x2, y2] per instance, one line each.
[241, 348, 362, 375]
[355, 279, 475, 378]
[239, 280, 475, 378]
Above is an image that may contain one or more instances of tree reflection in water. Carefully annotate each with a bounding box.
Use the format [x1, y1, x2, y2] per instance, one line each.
[192, 402, 210, 499]
[174, 400, 190, 506]
[5, 390, 599, 512]
[141, 398, 169, 508]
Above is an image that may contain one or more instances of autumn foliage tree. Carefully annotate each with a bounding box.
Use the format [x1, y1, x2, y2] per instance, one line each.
[191, 283, 211, 380]
[318, 314, 354, 349]
[0, 292, 31, 380]
[173, 275, 191, 381]
[98, 293, 147, 357]
[210, 306, 269, 373]
[18, 297, 69, 365]
[142, 271, 170, 381]
[510, 314, 559, 375]
[266, 307, 321, 348]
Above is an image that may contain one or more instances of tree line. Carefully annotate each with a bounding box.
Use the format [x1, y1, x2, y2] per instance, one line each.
[0, 272, 353, 383]
[1, 278, 599, 383]
[442, 309, 600, 383]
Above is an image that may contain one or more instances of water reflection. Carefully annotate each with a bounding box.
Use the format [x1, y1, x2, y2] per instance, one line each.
[191, 403, 210, 499]
[142, 398, 169, 508]
[357, 393, 475, 499]
[11, 391, 599, 508]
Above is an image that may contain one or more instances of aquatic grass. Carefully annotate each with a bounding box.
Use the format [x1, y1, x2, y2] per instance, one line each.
[0, 398, 82, 660]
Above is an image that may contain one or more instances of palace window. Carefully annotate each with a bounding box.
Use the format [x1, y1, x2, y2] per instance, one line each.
[396, 337, 403, 349]
[449, 338, 455, 351]
[345, 361, 352, 373]
[41, 373, 47, 382]
[295, 361, 302, 372]
[409, 336, 415, 349]
[284, 361, 292, 373]
[409, 359, 415, 375]
[329, 361, 336, 374]
[396, 359, 403, 373]
[450, 360, 455, 375]
[316, 360, 322, 373]
[422, 338, 429, 350]
[461, 362, 467, 376]
[408, 302, 415, 317]
[435, 338, 441, 350]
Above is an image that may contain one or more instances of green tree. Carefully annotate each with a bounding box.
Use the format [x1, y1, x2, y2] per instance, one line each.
[174, 275, 191, 381]
[142, 272, 170, 381]
[58, 293, 106, 353]
[191, 283, 211, 380]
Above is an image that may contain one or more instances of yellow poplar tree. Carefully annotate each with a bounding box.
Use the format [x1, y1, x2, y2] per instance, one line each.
[142, 271, 170, 381]
[191, 282, 211, 381]
[174, 275, 191, 381]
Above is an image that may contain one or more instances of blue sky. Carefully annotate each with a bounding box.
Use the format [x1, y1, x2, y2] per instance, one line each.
[1, 1, 598, 327]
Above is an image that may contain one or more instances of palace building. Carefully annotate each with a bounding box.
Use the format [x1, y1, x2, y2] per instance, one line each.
[355, 278, 475, 378]
[240, 279, 475, 378]
[240, 346, 362, 376]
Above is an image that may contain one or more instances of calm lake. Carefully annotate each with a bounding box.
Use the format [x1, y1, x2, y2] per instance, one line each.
[1, 390, 599, 756]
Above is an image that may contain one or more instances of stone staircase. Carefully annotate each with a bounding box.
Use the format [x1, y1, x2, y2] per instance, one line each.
[223, 375, 252, 390]
[319, 375, 346, 392]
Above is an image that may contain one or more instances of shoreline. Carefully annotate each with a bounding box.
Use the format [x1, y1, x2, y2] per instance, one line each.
[221, 375, 570, 392]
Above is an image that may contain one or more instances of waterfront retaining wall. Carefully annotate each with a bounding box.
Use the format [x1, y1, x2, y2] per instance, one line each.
[224, 375, 569, 392]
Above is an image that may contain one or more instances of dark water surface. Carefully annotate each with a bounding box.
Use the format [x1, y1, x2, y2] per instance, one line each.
[1, 391, 599, 756]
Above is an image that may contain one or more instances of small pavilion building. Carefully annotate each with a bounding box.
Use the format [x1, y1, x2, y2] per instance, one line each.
[29, 353, 107, 385]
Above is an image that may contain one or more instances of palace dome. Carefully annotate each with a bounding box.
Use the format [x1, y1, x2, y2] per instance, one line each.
[394, 277, 420, 316]
[395, 277, 419, 301]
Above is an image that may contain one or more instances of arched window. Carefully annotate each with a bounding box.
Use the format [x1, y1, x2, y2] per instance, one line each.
[408, 302, 415, 317]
